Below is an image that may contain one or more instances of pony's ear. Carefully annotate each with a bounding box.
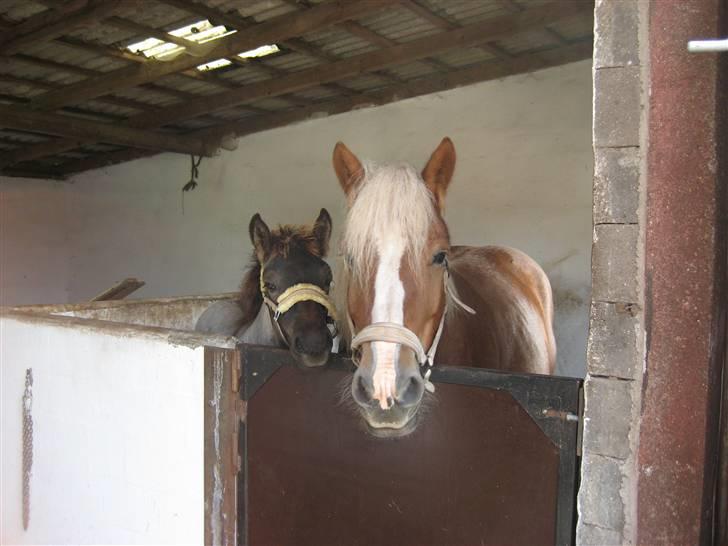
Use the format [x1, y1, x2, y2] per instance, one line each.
[312, 208, 333, 257]
[422, 137, 456, 213]
[333, 141, 364, 200]
[249, 213, 271, 261]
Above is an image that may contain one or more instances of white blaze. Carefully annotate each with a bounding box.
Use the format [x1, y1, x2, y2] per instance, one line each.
[370, 235, 405, 409]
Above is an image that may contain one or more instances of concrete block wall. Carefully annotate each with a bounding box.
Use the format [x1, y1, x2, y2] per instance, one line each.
[576, 1, 647, 544]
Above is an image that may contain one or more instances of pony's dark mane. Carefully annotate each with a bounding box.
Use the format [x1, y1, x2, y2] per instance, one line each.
[237, 258, 263, 328]
[237, 223, 327, 328]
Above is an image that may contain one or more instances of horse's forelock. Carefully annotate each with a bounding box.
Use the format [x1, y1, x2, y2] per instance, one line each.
[267, 224, 322, 259]
[342, 162, 437, 282]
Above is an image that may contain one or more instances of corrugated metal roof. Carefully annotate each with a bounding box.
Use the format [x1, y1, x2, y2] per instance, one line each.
[0, 0, 593, 177]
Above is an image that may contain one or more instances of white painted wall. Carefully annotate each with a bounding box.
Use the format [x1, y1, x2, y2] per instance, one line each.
[0, 315, 205, 544]
[0, 59, 592, 376]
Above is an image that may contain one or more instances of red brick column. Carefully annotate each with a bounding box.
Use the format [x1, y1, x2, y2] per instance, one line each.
[637, 0, 727, 543]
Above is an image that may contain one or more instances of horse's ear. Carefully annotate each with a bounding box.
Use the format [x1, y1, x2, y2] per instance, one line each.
[422, 137, 456, 212]
[249, 213, 271, 261]
[333, 141, 364, 200]
[313, 208, 333, 257]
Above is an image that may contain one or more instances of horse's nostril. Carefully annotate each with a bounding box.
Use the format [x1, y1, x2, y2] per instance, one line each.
[294, 337, 305, 353]
[397, 374, 425, 408]
[351, 373, 374, 407]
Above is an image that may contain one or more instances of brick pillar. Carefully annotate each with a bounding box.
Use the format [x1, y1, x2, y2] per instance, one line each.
[579, 1, 727, 544]
[577, 1, 647, 543]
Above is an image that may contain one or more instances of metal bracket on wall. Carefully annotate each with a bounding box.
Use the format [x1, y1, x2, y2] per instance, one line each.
[687, 37, 728, 52]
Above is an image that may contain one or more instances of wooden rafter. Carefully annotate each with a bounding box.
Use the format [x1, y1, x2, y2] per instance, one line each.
[153, 0, 365, 99]
[0, 0, 88, 45]
[4, 52, 206, 109]
[276, 0, 407, 83]
[398, 0, 505, 63]
[54, 40, 592, 177]
[0, 1, 590, 169]
[0, 74, 157, 113]
[25, 0, 396, 111]
[119, 1, 592, 127]
[104, 16, 212, 57]
[0, 105, 216, 165]
[0, 165, 68, 180]
[0, 0, 128, 56]
[189, 41, 594, 142]
[0, 0, 594, 177]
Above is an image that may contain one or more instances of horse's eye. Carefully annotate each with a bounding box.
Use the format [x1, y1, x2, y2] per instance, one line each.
[264, 282, 276, 292]
[432, 251, 447, 265]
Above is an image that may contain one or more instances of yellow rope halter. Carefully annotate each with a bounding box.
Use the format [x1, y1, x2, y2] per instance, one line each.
[259, 267, 338, 322]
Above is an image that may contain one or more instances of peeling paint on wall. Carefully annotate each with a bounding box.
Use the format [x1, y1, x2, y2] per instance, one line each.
[210, 354, 224, 546]
[22, 368, 33, 531]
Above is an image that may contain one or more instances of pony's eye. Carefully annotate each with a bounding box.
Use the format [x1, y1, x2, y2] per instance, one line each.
[432, 251, 447, 265]
[264, 282, 276, 292]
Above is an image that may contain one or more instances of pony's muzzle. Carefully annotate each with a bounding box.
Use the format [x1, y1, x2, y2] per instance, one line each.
[292, 328, 332, 367]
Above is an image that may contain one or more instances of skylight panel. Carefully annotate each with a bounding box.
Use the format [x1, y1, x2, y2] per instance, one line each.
[126, 19, 280, 70]
[238, 44, 280, 59]
[197, 58, 233, 71]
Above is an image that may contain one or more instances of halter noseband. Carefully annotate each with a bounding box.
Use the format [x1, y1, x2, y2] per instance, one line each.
[259, 267, 339, 346]
[348, 266, 475, 393]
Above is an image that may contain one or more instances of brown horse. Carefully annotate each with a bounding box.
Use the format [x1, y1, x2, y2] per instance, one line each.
[196, 209, 338, 367]
[333, 138, 556, 435]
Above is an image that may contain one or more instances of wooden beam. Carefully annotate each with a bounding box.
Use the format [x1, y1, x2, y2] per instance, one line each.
[0, 106, 216, 165]
[3, 52, 238, 121]
[398, 0, 455, 30]
[0, 1, 127, 56]
[196, 40, 593, 141]
[120, 1, 592, 128]
[28, 0, 396, 111]
[105, 16, 211, 57]
[155, 0, 368, 95]
[57, 40, 592, 176]
[0, 165, 67, 180]
[152, 0, 250, 30]
[56, 36, 146, 63]
[398, 0, 506, 65]
[2, 1, 590, 167]
[0, 74, 157, 113]
[46, 147, 157, 173]
[278, 0, 406, 82]
[90, 278, 145, 301]
[0, 0, 88, 44]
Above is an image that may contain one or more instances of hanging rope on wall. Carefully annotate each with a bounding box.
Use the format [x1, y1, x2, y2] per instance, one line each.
[180, 154, 203, 214]
[182, 154, 203, 192]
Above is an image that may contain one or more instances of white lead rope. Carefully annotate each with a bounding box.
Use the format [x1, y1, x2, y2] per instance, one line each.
[349, 268, 476, 393]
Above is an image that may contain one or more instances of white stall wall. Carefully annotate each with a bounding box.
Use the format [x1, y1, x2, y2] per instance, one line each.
[0, 316, 205, 544]
[0, 60, 592, 376]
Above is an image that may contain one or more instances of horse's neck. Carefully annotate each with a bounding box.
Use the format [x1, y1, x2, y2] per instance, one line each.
[438, 259, 511, 368]
[437, 247, 554, 374]
[236, 305, 285, 347]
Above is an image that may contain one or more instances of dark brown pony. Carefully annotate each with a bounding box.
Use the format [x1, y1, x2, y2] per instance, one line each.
[196, 209, 337, 367]
[333, 138, 556, 435]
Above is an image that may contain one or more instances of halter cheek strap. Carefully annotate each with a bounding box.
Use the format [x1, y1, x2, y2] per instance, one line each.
[349, 268, 475, 393]
[259, 267, 339, 346]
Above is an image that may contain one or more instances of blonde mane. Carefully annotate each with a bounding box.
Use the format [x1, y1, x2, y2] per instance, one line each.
[341, 162, 436, 282]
